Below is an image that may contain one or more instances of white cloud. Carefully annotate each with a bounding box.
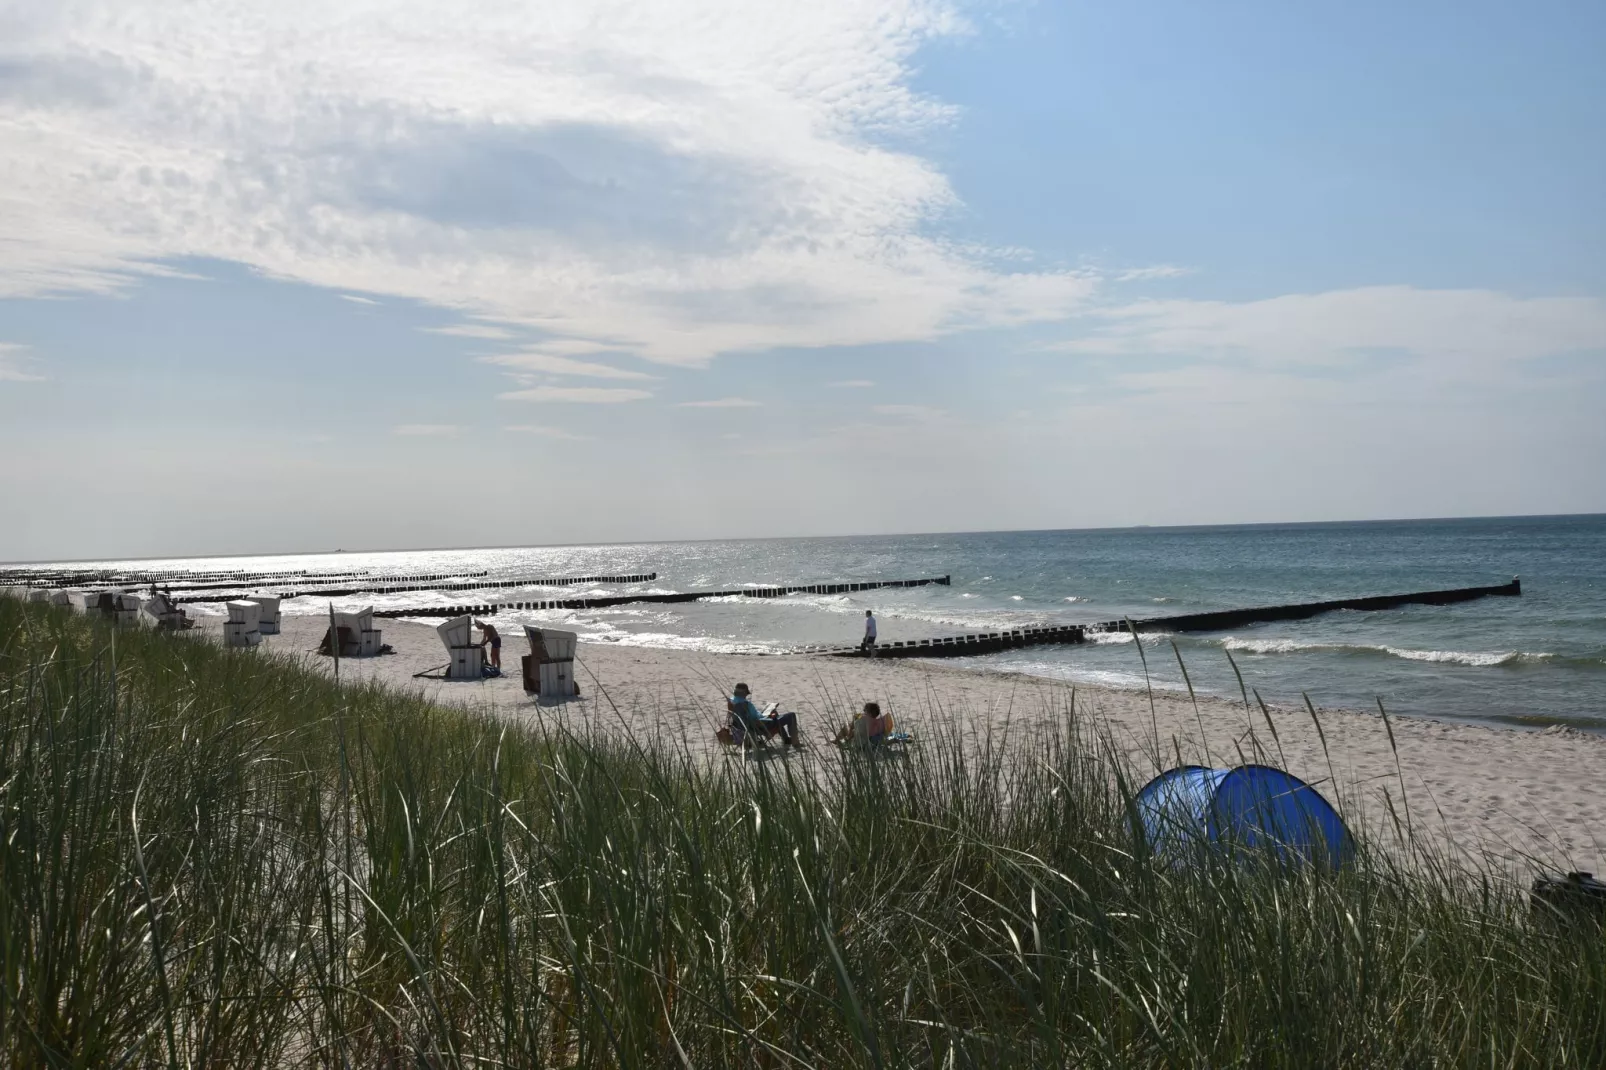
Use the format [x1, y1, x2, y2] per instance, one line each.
[340, 294, 380, 306]
[0, 343, 45, 382]
[871, 403, 944, 419]
[677, 397, 761, 408]
[1066, 287, 1606, 371]
[422, 323, 517, 340]
[499, 386, 652, 403]
[0, 0, 1098, 368]
[480, 351, 657, 380]
[392, 423, 459, 436]
[1053, 286, 1606, 415]
[1114, 265, 1191, 282]
[829, 379, 876, 388]
[535, 339, 634, 356]
[504, 424, 591, 440]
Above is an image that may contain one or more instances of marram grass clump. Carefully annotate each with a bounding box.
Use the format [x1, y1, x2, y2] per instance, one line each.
[1, 599, 1603, 1067]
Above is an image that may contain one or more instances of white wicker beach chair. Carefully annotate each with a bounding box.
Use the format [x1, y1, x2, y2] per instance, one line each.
[224, 600, 262, 647]
[437, 614, 482, 679]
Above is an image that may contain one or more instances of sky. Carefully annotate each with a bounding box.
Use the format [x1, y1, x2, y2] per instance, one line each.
[1, 0, 1603, 561]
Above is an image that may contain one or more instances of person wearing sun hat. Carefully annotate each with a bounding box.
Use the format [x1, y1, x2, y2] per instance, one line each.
[729, 682, 803, 747]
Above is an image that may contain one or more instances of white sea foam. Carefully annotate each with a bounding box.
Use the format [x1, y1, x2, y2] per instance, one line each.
[1216, 634, 1553, 667]
[1057, 668, 1188, 692]
[1223, 636, 1324, 655]
[940, 657, 1176, 692]
[1383, 647, 1538, 667]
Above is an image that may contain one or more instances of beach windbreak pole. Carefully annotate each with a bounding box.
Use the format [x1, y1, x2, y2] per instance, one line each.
[329, 603, 338, 682]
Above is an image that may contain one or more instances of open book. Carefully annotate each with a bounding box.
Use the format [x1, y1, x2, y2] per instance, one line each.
[762, 701, 780, 718]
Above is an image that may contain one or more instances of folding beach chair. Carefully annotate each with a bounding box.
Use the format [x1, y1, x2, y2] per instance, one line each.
[833, 709, 916, 752]
[720, 699, 785, 759]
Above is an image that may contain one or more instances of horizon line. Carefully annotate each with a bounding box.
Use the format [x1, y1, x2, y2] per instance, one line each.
[3, 510, 1603, 568]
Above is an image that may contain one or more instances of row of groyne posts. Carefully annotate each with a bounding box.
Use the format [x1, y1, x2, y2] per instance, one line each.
[371, 576, 955, 618]
[1, 565, 1521, 657]
[0, 569, 661, 636]
[814, 577, 1523, 657]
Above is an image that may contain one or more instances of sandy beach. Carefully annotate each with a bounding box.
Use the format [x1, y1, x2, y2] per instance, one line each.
[207, 612, 1606, 877]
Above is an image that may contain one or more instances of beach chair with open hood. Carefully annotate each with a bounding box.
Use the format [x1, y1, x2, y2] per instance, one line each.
[436, 614, 482, 679]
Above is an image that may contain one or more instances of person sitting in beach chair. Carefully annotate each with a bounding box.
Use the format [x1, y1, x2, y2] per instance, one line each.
[726, 682, 803, 749]
[832, 701, 915, 748]
[833, 701, 888, 745]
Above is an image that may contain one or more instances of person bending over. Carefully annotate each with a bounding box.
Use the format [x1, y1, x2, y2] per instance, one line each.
[476, 620, 502, 670]
[729, 682, 803, 748]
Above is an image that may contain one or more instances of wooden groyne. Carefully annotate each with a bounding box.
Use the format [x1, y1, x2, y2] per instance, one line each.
[175, 572, 661, 603]
[366, 576, 952, 618]
[152, 569, 490, 592]
[817, 578, 1522, 660]
[813, 624, 1089, 659]
[2, 566, 653, 595]
[4, 567, 377, 586]
[1100, 577, 1522, 635]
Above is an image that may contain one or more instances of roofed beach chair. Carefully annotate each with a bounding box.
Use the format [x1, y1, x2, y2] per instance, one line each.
[437, 614, 483, 680]
[248, 595, 282, 635]
[142, 591, 193, 631]
[323, 607, 382, 657]
[72, 591, 105, 616]
[522, 626, 580, 700]
[224, 599, 262, 647]
[113, 592, 144, 626]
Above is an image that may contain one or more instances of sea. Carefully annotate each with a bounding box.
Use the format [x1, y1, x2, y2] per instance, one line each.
[18, 514, 1606, 730]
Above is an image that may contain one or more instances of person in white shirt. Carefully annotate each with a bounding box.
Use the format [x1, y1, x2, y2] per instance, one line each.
[860, 609, 877, 657]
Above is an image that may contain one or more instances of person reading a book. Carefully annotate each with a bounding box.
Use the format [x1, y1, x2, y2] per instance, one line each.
[728, 682, 803, 747]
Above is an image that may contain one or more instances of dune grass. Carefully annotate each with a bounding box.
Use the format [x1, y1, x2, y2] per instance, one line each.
[2, 598, 1604, 1067]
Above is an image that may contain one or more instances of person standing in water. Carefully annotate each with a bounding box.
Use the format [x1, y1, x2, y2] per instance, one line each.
[861, 609, 877, 657]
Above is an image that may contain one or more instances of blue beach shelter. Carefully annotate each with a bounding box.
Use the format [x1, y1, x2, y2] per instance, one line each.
[1136, 765, 1353, 870]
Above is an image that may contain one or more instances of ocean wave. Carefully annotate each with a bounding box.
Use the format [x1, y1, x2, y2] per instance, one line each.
[1382, 647, 1543, 667]
[939, 656, 1178, 692]
[1215, 634, 1563, 668]
[1063, 596, 1085, 603]
[1223, 636, 1323, 655]
[698, 592, 854, 610]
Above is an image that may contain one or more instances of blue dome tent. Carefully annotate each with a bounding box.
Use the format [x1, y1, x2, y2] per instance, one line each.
[1136, 765, 1353, 870]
